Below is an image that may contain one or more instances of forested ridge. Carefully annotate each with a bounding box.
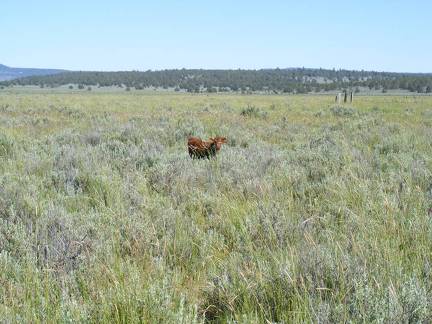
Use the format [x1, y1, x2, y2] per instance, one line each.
[2, 68, 432, 93]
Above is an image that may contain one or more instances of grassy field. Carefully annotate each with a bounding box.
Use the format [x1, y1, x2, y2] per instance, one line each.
[0, 91, 431, 322]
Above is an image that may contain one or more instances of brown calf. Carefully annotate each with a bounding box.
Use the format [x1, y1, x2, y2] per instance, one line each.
[187, 136, 227, 159]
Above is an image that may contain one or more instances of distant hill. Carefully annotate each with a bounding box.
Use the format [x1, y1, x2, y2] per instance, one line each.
[0, 64, 65, 81]
[1, 67, 432, 93]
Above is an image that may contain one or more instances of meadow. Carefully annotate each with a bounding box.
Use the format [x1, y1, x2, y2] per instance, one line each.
[0, 91, 431, 323]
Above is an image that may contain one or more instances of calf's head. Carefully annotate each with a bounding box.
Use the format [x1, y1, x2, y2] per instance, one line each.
[209, 136, 227, 151]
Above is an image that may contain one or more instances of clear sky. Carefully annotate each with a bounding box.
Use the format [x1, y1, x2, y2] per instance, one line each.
[1, 0, 431, 72]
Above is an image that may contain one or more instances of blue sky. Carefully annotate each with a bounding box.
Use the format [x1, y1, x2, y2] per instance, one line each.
[1, 0, 431, 72]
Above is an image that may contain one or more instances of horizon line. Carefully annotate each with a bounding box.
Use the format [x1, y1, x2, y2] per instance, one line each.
[2, 63, 432, 75]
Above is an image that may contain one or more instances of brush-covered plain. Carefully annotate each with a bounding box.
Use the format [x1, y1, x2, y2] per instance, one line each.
[0, 92, 431, 323]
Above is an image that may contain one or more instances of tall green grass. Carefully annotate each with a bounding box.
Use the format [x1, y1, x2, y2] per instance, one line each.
[0, 92, 431, 322]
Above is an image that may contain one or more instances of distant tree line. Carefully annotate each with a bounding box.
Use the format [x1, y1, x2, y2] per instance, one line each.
[1, 68, 432, 93]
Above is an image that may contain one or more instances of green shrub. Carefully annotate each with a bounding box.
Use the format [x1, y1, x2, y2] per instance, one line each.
[240, 105, 267, 118]
[0, 133, 14, 158]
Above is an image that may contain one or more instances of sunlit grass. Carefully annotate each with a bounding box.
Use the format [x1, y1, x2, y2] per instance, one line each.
[0, 91, 431, 322]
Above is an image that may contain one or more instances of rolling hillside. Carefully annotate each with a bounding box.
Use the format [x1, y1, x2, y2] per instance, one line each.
[2, 67, 432, 93]
[0, 64, 64, 81]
